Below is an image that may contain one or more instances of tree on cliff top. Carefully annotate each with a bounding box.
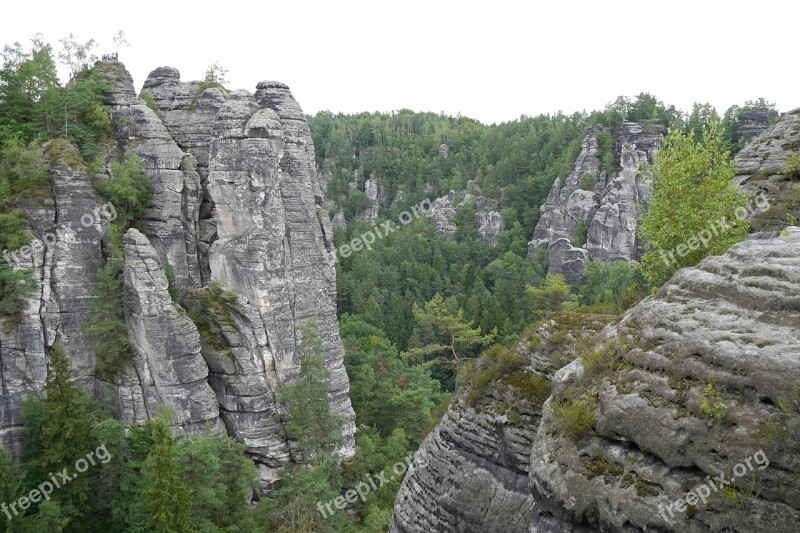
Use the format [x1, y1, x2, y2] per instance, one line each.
[639, 124, 750, 286]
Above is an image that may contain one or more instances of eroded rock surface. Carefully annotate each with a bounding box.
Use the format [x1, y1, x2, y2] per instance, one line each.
[530, 123, 661, 279]
[733, 108, 800, 233]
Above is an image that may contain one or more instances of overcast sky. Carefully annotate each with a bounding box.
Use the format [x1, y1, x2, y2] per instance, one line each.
[3, 1, 798, 124]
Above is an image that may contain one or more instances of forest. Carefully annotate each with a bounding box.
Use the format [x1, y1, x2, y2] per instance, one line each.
[0, 33, 776, 532]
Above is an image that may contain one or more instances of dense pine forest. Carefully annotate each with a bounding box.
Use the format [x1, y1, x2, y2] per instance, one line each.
[0, 33, 785, 533]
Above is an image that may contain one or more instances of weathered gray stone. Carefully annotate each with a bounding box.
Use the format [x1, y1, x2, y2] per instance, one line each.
[122, 228, 224, 435]
[733, 108, 800, 233]
[530, 228, 800, 532]
[531, 123, 662, 279]
[0, 142, 106, 455]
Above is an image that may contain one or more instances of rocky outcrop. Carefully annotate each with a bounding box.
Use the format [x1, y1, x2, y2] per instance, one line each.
[121, 229, 224, 434]
[355, 177, 380, 222]
[733, 108, 800, 233]
[530, 122, 662, 279]
[430, 186, 505, 246]
[0, 141, 107, 456]
[734, 108, 771, 143]
[530, 227, 800, 532]
[391, 314, 614, 533]
[394, 228, 800, 533]
[0, 62, 355, 483]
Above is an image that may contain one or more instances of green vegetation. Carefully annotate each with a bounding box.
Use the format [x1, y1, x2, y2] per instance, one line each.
[552, 394, 597, 439]
[183, 283, 238, 352]
[639, 124, 750, 286]
[576, 260, 644, 312]
[572, 219, 588, 247]
[781, 152, 800, 178]
[9, 347, 261, 532]
[699, 381, 728, 421]
[527, 273, 578, 319]
[139, 89, 161, 119]
[164, 264, 178, 301]
[596, 130, 619, 174]
[85, 263, 131, 380]
[405, 293, 494, 368]
[578, 173, 597, 191]
[140, 409, 193, 533]
[464, 344, 550, 408]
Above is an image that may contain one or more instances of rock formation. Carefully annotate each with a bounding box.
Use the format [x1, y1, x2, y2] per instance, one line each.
[733, 108, 800, 233]
[392, 116, 800, 532]
[0, 141, 107, 455]
[429, 183, 505, 246]
[0, 61, 355, 483]
[530, 122, 662, 279]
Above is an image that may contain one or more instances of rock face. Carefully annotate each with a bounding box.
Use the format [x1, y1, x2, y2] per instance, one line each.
[530, 227, 800, 532]
[391, 314, 613, 533]
[530, 123, 662, 279]
[355, 177, 381, 222]
[393, 229, 800, 533]
[0, 142, 107, 456]
[121, 229, 224, 434]
[393, 116, 800, 532]
[733, 108, 800, 233]
[429, 187, 505, 246]
[734, 108, 771, 143]
[0, 62, 355, 482]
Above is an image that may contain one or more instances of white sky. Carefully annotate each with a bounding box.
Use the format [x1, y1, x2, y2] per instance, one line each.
[3, 0, 798, 125]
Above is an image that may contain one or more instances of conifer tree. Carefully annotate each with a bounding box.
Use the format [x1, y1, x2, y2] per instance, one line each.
[140, 409, 192, 533]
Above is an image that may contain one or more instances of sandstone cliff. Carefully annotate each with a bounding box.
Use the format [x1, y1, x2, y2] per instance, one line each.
[392, 116, 800, 532]
[0, 61, 355, 481]
[529, 122, 662, 279]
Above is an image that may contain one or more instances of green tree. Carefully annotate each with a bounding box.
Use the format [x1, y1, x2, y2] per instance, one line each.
[264, 318, 349, 532]
[140, 409, 193, 533]
[175, 433, 259, 532]
[406, 293, 494, 367]
[85, 263, 131, 379]
[34, 344, 96, 523]
[639, 125, 749, 286]
[0, 448, 17, 531]
[527, 273, 578, 318]
[281, 318, 345, 465]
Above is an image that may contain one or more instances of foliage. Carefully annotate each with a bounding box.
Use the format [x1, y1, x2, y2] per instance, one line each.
[405, 293, 494, 368]
[104, 154, 150, 233]
[164, 264, 178, 301]
[781, 152, 800, 178]
[639, 124, 750, 286]
[21, 344, 96, 524]
[183, 283, 238, 352]
[140, 409, 193, 533]
[572, 219, 588, 247]
[203, 62, 228, 87]
[139, 89, 161, 119]
[281, 318, 345, 464]
[576, 260, 643, 311]
[595, 130, 619, 174]
[699, 382, 727, 421]
[85, 263, 131, 379]
[552, 395, 597, 439]
[341, 315, 445, 444]
[527, 273, 578, 318]
[57, 34, 98, 80]
[464, 344, 550, 407]
[175, 433, 259, 532]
